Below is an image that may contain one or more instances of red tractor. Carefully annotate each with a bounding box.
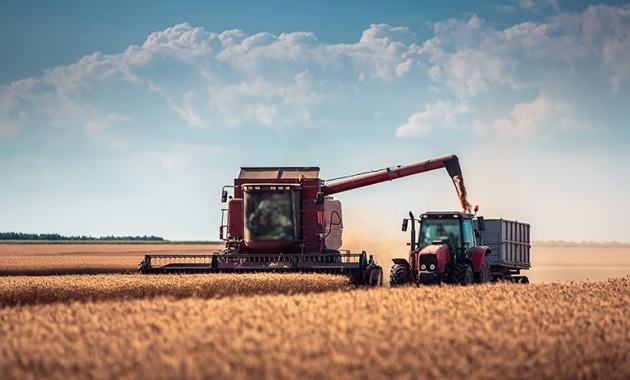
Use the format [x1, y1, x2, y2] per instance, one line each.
[390, 209, 492, 286]
[391, 209, 531, 285]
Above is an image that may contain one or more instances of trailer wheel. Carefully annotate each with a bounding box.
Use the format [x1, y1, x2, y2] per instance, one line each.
[390, 264, 409, 287]
[475, 256, 491, 284]
[454, 263, 473, 285]
[512, 276, 529, 284]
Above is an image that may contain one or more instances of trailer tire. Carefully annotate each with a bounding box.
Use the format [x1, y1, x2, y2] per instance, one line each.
[454, 263, 473, 285]
[390, 264, 409, 287]
[512, 276, 529, 284]
[475, 256, 491, 284]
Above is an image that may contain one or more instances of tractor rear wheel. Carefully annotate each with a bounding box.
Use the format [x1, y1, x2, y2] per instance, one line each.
[475, 256, 491, 284]
[390, 264, 409, 287]
[454, 263, 474, 285]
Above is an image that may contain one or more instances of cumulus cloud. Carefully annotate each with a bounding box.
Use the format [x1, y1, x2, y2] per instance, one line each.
[85, 113, 131, 134]
[417, 4, 630, 99]
[417, 15, 521, 98]
[519, 0, 560, 13]
[1, 22, 424, 136]
[472, 94, 565, 137]
[392, 4, 630, 141]
[1, 4, 628, 146]
[395, 101, 471, 137]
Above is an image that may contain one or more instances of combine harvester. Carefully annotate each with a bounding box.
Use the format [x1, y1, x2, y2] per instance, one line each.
[139, 154, 468, 286]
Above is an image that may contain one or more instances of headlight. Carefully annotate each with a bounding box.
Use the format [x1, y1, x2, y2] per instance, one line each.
[420, 264, 427, 270]
[429, 264, 436, 270]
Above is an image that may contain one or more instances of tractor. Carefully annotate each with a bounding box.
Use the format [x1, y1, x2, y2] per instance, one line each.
[390, 208, 530, 286]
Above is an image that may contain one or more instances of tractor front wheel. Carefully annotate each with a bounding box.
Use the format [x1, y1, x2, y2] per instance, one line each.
[390, 263, 409, 287]
[454, 263, 474, 285]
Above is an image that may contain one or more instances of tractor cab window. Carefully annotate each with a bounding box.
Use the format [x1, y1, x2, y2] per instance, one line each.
[462, 218, 474, 250]
[419, 219, 461, 251]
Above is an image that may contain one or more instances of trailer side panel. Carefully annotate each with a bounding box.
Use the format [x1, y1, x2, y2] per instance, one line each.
[478, 219, 531, 269]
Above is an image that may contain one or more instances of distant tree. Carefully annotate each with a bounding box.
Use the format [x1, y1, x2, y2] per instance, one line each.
[0, 232, 165, 241]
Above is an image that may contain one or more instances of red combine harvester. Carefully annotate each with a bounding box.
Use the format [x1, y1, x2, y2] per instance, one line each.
[390, 208, 530, 286]
[139, 154, 467, 286]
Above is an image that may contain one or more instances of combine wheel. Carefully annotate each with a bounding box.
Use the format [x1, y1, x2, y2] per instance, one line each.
[453, 263, 474, 285]
[368, 266, 383, 287]
[360, 254, 383, 287]
[390, 264, 409, 287]
[475, 256, 491, 284]
[321, 249, 342, 263]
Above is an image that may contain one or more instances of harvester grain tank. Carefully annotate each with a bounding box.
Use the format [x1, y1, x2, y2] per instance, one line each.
[390, 208, 530, 286]
[139, 154, 467, 286]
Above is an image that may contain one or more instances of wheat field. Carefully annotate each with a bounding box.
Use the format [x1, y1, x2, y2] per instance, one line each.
[0, 273, 351, 306]
[1, 243, 630, 379]
[1, 279, 629, 380]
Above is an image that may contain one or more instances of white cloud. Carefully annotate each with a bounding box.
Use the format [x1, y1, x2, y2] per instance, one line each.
[419, 4, 630, 101]
[85, 113, 131, 134]
[395, 59, 413, 76]
[389, 4, 630, 144]
[447, 48, 517, 97]
[132, 23, 215, 65]
[1, 5, 629, 146]
[519, 0, 560, 13]
[161, 154, 190, 172]
[503, 4, 630, 89]
[169, 91, 204, 128]
[419, 15, 520, 98]
[395, 100, 471, 137]
[251, 104, 277, 125]
[473, 94, 562, 137]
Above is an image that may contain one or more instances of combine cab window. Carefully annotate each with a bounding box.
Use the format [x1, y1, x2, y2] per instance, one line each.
[244, 190, 297, 242]
[419, 219, 461, 251]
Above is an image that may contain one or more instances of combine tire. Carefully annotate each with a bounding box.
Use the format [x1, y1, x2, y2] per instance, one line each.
[390, 264, 409, 287]
[368, 266, 383, 287]
[321, 249, 341, 263]
[475, 256, 491, 284]
[454, 263, 474, 285]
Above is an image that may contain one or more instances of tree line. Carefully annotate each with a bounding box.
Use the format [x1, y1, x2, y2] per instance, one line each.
[0, 232, 164, 241]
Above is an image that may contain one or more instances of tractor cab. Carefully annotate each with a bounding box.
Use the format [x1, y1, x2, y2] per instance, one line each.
[395, 209, 489, 285]
[417, 212, 477, 258]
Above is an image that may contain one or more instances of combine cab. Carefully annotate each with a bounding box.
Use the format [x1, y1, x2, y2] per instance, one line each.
[139, 154, 468, 286]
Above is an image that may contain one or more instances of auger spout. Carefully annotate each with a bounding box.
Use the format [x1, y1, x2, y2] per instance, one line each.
[322, 154, 461, 196]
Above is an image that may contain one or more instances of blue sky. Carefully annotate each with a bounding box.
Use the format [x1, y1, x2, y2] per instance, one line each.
[1, 0, 629, 243]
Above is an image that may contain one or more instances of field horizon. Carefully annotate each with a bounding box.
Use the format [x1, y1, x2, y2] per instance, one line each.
[1, 242, 629, 283]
